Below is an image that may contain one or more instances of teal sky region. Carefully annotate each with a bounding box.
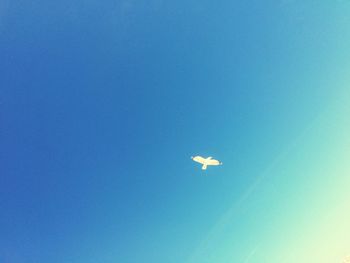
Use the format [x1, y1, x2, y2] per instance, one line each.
[1, 1, 350, 263]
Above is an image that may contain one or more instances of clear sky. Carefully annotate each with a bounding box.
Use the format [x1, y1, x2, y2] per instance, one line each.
[1, 1, 350, 262]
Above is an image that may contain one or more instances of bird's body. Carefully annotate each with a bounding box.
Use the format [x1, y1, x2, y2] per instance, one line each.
[191, 156, 222, 170]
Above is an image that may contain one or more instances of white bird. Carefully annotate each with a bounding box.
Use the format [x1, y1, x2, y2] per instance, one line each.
[191, 156, 223, 170]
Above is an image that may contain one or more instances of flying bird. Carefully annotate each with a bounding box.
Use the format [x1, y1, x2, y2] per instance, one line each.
[191, 156, 223, 170]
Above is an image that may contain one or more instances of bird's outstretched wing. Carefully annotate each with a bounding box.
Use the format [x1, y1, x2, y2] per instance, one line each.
[206, 159, 222, 166]
[192, 156, 206, 164]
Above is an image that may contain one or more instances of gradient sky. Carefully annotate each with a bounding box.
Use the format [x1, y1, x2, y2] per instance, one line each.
[1, 1, 350, 262]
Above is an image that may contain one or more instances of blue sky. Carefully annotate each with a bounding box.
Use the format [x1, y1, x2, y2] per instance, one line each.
[1, 1, 350, 262]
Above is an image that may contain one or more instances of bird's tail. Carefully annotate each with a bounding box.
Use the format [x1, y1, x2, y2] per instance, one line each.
[202, 164, 207, 170]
